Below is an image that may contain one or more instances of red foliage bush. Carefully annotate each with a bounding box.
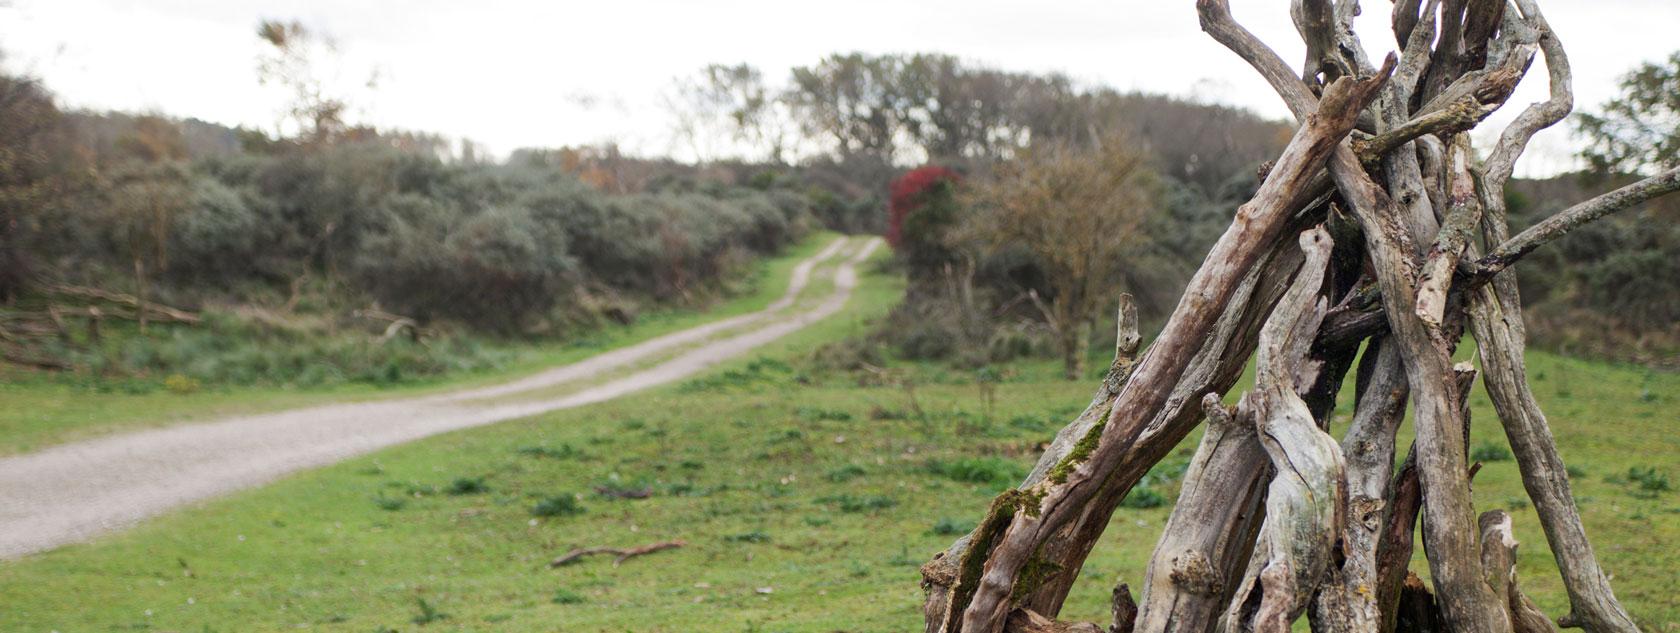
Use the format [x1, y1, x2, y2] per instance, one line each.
[886, 166, 959, 249]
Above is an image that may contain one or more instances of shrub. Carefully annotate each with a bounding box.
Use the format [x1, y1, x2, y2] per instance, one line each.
[517, 444, 583, 460]
[930, 517, 975, 536]
[355, 201, 577, 332]
[411, 598, 449, 625]
[724, 531, 772, 544]
[931, 457, 1026, 485]
[1627, 467, 1671, 492]
[1471, 441, 1514, 463]
[886, 165, 960, 251]
[162, 373, 200, 394]
[826, 464, 867, 482]
[167, 176, 262, 281]
[817, 494, 897, 513]
[445, 477, 489, 495]
[531, 495, 585, 517]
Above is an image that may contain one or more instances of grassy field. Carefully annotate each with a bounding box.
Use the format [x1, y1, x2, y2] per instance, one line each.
[0, 232, 850, 456]
[2, 252, 1676, 631]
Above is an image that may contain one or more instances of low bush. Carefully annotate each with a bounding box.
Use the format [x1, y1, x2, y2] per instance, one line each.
[930, 457, 1026, 485]
[445, 477, 489, 495]
[1471, 441, 1514, 463]
[531, 495, 585, 517]
[930, 517, 975, 536]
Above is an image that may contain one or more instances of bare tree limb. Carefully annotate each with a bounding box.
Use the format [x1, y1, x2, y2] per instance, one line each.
[1479, 511, 1561, 633]
[1312, 336, 1408, 632]
[548, 540, 685, 568]
[1476, 166, 1680, 276]
[1415, 138, 1484, 327]
[1484, 0, 1571, 190]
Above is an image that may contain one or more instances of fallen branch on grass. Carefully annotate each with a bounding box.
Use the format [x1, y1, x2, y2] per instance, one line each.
[353, 308, 427, 344]
[46, 284, 200, 324]
[549, 539, 686, 568]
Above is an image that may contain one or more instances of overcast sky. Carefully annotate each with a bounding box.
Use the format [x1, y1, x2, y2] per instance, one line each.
[2, 0, 1675, 176]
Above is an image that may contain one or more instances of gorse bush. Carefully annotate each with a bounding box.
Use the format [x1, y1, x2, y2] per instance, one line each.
[3, 120, 826, 382]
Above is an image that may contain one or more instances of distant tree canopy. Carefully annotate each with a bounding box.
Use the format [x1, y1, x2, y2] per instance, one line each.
[672, 52, 1290, 194]
[253, 19, 376, 147]
[1576, 51, 1680, 174]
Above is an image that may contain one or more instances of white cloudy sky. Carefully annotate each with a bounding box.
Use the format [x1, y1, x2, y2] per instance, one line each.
[2, 0, 1674, 175]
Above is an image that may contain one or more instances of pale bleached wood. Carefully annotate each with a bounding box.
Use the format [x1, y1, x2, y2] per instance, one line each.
[1219, 227, 1343, 633]
[1015, 222, 1315, 617]
[1458, 4, 1642, 630]
[1311, 336, 1408, 632]
[1414, 138, 1482, 327]
[1479, 511, 1561, 633]
[1133, 394, 1269, 633]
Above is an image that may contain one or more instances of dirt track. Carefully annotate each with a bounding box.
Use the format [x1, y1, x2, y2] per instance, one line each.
[0, 237, 881, 559]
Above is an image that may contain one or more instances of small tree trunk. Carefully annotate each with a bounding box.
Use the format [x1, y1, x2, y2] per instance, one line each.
[133, 258, 148, 335]
[1061, 321, 1091, 381]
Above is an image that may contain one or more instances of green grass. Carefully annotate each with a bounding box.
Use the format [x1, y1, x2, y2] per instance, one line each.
[0, 232, 847, 455]
[2, 254, 1677, 630]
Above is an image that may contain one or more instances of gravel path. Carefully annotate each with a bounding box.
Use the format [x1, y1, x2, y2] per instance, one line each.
[0, 237, 881, 559]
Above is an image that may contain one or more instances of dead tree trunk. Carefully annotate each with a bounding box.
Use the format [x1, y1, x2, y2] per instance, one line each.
[919, 1, 1670, 632]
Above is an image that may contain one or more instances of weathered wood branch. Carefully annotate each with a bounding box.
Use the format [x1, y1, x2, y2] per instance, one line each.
[1483, 0, 1570, 191]
[1015, 215, 1319, 618]
[1415, 139, 1484, 328]
[1479, 511, 1560, 633]
[924, 233, 1316, 629]
[1459, 7, 1647, 630]
[1311, 336, 1408, 632]
[1220, 227, 1343, 633]
[1377, 455, 1422, 633]
[1476, 166, 1680, 277]
[1133, 394, 1269, 633]
[1354, 97, 1494, 166]
[1467, 285, 1641, 633]
[45, 284, 200, 324]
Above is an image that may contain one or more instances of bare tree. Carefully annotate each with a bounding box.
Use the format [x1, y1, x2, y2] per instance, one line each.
[917, 2, 1679, 632]
[665, 63, 798, 164]
[254, 19, 375, 147]
[958, 137, 1157, 380]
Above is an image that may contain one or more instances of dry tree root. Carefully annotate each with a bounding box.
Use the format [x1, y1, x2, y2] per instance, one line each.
[548, 540, 685, 568]
[917, 1, 1664, 632]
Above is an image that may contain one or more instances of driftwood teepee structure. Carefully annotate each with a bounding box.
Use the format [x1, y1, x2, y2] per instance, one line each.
[919, 1, 1680, 632]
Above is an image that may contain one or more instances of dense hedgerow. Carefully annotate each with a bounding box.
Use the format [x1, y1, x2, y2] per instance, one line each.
[31, 141, 816, 336]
